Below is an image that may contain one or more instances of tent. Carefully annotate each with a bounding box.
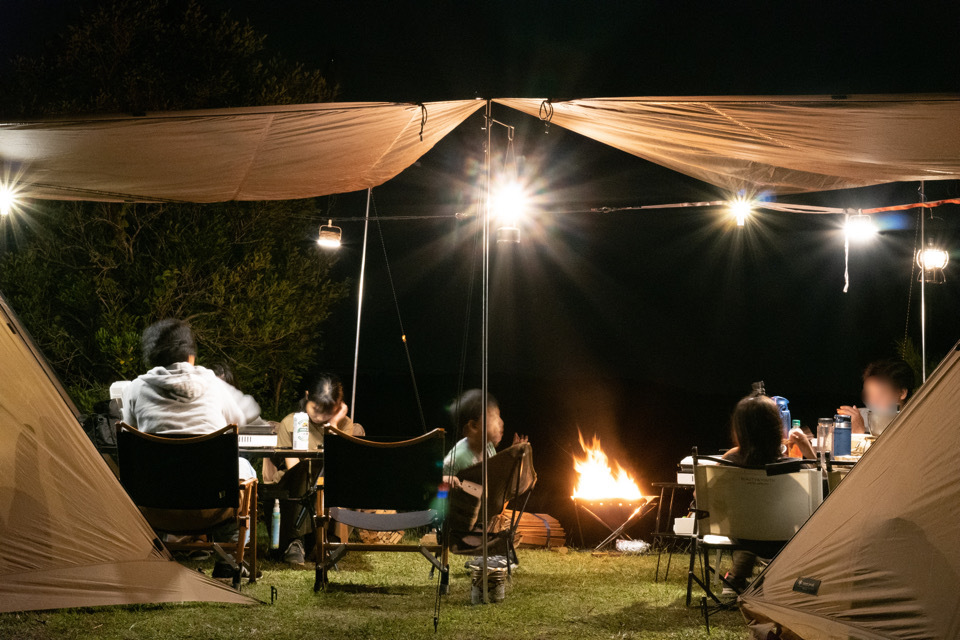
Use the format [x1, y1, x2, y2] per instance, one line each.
[739, 342, 960, 639]
[0, 292, 255, 612]
[1, 94, 959, 616]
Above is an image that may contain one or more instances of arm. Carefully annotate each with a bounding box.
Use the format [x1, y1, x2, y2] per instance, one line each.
[837, 406, 866, 434]
[787, 428, 817, 459]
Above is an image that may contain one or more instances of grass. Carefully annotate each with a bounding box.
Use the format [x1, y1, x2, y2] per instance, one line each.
[0, 549, 750, 639]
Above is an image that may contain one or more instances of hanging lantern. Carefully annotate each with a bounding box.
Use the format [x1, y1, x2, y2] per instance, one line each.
[317, 219, 342, 248]
[917, 242, 949, 284]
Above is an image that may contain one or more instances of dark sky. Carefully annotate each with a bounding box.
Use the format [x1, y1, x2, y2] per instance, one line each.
[3, 1, 960, 509]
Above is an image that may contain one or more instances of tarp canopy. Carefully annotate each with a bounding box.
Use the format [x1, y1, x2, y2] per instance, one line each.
[0, 293, 256, 612]
[496, 95, 960, 194]
[2, 95, 958, 203]
[739, 342, 960, 639]
[0, 100, 484, 202]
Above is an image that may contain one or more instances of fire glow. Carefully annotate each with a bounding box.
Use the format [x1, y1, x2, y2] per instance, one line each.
[571, 431, 643, 502]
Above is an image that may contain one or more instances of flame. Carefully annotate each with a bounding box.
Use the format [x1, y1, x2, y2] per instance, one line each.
[571, 431, 643, 501]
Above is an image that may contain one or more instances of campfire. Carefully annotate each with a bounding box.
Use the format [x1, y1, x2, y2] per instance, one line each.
[571, 431, 643, 503]
[571, 431, 651, 550]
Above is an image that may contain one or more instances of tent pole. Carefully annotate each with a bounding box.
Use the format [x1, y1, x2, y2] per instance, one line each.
[350, 187, 372, 421]
[919, 181, 927, 383]
[480, 98, 492, 603]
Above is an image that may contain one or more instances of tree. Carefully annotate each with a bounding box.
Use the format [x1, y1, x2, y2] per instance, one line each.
[0, 0, 349, 417]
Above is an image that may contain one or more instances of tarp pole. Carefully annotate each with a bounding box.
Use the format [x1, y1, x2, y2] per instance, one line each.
[480, 98, 492, 603]
[350, 187, 372, 420]
[919, 181, 927, 383]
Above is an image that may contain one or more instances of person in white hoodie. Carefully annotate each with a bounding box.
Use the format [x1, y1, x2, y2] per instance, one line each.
[122, 318, 261, 480]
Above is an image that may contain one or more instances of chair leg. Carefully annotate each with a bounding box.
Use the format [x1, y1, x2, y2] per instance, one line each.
[249, 482, 258, 584]
[686, 537, 697, 606]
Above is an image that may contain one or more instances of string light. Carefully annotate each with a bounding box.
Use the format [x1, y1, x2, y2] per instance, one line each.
[317, 219, 342, 248]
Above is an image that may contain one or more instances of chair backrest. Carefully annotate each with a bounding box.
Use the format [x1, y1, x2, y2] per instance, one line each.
[323, 426, 444, 511]
[694, 461, 822, 541]
[116, 423, 240, 510]
[457, 442, 537, 508]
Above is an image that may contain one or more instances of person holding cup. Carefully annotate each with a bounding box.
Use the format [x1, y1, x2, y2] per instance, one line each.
[837, 359, 914, 435]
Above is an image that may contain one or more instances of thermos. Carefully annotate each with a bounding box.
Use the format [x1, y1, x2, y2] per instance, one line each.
[833, 414, 852, 457]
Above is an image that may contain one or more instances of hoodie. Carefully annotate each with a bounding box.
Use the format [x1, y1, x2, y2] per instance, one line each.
[122, 362, 261, 435]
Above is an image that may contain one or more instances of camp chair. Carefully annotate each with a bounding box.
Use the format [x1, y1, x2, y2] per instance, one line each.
[115, 423, 257, 589]
[686, 448, 822, 631]
[314, 426, 446, 591]
[445, 442, 537, 574]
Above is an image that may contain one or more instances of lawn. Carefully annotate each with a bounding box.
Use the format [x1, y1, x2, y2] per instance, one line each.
[0, 550, 750, 639]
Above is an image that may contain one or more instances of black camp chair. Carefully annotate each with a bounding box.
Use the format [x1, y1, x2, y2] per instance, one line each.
[116, 423, 258, 589]
[314, 426, 447, 591]
[446, 442, 537, 574]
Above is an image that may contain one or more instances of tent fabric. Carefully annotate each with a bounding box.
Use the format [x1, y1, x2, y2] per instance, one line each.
[495, 95, 960, 194]
[0, 293, 255, 613]
[738, 343, 960, 639]
[0, 100, 484, 203]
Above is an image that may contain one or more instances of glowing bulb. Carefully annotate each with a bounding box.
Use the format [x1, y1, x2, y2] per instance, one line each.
[492, 181, 526, 243]
[917, 245, 949, 271]
[844, 214, 878, 242]
[729, 198, 752, 227]
[317, 220, 342, 249]
[0, 184, 17, 217]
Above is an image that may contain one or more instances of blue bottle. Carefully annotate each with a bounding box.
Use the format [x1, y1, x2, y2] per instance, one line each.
[833, 415, 852, 457]
[770, 396, 791, 439]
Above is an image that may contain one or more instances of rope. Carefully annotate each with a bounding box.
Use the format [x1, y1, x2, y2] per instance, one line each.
[418, 103, 428, 142]
[371, 194, 428, 433]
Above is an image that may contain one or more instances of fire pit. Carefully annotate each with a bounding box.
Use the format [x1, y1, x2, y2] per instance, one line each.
[571, 432, 658, 550]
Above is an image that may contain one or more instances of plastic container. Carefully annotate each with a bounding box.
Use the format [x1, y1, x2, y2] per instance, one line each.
[270, 499, 281, 549]
[771, 396, 791, 439]
[293, 412, 310, 450]
[833, 414, 852, 457]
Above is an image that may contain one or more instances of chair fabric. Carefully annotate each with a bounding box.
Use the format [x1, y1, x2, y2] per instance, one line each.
[315, 426, 446, 591]
[116, 423, 257, 588]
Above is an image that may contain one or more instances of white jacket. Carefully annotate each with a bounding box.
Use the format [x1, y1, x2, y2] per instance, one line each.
[122, 362, 260, 435]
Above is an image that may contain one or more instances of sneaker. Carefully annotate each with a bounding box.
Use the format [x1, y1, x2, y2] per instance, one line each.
[284, 539, 306, 566]
[721, 572, 748, 596]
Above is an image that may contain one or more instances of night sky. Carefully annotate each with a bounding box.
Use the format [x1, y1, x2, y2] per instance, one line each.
[3, 1, 960, 527]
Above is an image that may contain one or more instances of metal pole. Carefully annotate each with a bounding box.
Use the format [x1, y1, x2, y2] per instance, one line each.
[480, 99, 492, 603]
[919, 181, 927, 383]
[350, 187, 372, 420]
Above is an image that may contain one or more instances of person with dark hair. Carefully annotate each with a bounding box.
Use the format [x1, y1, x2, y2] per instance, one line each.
[443, 389, 526, 480]
[122, 319, 260, 444]
[720, 394, 812, 593]
[209, 361, 236, 388]
[263, 373, 364, 565]
[838, 358, 915, 434]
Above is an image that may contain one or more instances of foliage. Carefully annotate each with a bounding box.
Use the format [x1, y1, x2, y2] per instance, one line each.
[0, 0, 348, 417]
[0, 201, 349, 417]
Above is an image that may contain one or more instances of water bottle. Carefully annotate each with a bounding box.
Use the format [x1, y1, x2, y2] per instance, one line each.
[270, 499, 281, 549]
[770, 396, 791, 439]
[833, 414, 852, 457]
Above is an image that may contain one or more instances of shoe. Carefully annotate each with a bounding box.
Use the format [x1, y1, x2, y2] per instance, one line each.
[284, 539, 306, 566]
[721, 572, 748, 596]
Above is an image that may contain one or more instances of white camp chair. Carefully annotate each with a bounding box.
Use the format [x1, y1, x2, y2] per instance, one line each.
[686, 448, 822, 630]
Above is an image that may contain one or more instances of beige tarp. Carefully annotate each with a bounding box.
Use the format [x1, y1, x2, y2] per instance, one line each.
[495, 95, 960, 194]
[0, 294, 255, 612]
[739, 343, 960, 639]
[0, 100, 484, 202]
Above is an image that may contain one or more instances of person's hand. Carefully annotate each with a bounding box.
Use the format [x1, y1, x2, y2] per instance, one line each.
[787, 428, 816, 459]
[444, 475, 462, 490]
[512, 433, 529, 446]
[331, 401, 349, 427]
[837, 405, 866, 434]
